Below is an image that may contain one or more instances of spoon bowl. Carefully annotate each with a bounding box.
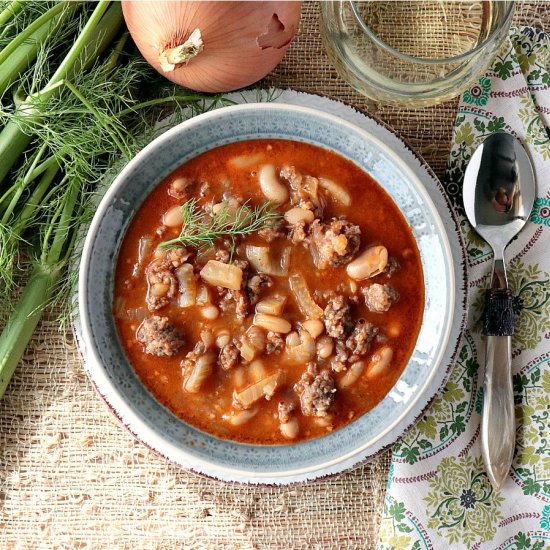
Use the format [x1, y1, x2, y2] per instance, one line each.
[464, 133, 535, 285]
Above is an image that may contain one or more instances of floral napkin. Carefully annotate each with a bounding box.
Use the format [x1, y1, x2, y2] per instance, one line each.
[378, 27, 550, 550]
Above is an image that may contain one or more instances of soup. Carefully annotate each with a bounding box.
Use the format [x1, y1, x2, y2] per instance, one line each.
[114, 139, 424, 444]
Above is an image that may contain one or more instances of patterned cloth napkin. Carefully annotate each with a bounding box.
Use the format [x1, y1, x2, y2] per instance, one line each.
[378, 27, 550, 550]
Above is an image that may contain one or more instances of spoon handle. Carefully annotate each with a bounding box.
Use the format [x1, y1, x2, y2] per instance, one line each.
[481, 288, 517, 490]
[481, 335, 515, 490]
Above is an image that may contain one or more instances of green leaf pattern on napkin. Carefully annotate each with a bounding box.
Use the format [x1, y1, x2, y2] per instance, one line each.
[424, 456, 504, 546]
[514, 357, 550, 498]
[380, 27, 550, 550]
[379, 495, 430, 550]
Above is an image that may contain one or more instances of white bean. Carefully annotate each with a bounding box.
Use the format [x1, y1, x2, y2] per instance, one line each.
[302, 319, 324, 339]
[285, 331, 301, 347]
[346, 246, 388, 280]
[366, 347, 394, 379]
[228, 153, 263, 170]
[249, 359, 266, 382]
[162, 205, 184, 227]
[386, 322, 401, 338]
[284, 207, 315, 225]
[317, 336, 334, 359]
[280, 417, 300, 439]
[286, 330, 316, 362]
[196, 285, 210, 305]
[258, 164, 288, 203]
[253, 313, 291, 334]
[246, 326, 266, 351]
[216, 330, 231, 348]
[170, 177, 190, 194]
[339, 361, 365, 389]
[212, 198, 239, 219]
[318, 177, 351, 206]
[200, 329, 214, 347]
[233, 367, 245, 388]
[224, 408, 258, 426]
[201, 305, 219, 320]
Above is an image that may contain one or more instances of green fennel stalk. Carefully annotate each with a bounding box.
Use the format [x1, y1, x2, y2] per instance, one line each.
[0, 265, 59, 396]
[0, 3, 68, 96]
[0, 1, 23, 28]
[0, 0, 118, 184]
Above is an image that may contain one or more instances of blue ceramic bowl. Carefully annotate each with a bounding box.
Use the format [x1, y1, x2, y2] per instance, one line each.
[79, 103, 457, 484]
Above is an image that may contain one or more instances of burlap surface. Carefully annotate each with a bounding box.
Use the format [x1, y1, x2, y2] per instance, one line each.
[1, 2, 547, 549]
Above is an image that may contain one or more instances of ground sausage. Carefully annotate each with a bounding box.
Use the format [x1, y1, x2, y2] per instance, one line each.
[217, 287, 252, 321]
[280, 165, 323, 216]
[219, 341, 240, 370]
[345, 319, 378, 362]
[136, 316, 184, 357]
[323, 295, 353, 338]
[214, 249, 249, 271]
[385, 257, 400, 277]
[233, 289, 251, 320]
[362, 284, 399, 313]
[215, 249, 231, 263]
[309, 218, 360, 269]
[288, 221, 308, 243]
[258, 223, 286, 243]
[146, 248, 190, 310]
[247, 274, 273, 305]
[332, 341, 349, 372]
[294, 365, 336, 417]
[278, 401, 296, 423]
[265, 331, 284, 354]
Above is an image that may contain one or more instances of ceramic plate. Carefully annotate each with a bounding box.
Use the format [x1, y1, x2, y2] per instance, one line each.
[76, 92, 467, 484]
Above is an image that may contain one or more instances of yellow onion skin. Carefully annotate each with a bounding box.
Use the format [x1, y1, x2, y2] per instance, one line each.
[122, 1, 302, 93]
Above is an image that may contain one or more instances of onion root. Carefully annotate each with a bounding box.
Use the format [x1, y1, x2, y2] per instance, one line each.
[159, 28, 203, 72]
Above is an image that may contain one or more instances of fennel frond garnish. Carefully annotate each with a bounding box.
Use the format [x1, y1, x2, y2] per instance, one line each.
[159, 199, 282, 253]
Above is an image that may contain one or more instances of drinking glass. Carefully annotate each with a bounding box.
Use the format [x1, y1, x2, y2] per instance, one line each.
[320, 1, 515, 107]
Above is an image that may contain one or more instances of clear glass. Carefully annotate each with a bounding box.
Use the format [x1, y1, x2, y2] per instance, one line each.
[320, 0, 515, 107]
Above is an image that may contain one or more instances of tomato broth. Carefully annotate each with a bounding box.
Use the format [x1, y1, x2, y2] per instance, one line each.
[114, 139, 424, 444]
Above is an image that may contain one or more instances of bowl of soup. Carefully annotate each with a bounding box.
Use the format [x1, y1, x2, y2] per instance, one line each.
[79, 103, 456, 484]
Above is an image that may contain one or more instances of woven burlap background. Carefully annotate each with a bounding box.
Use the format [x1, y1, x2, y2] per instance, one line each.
[1, 3, 548, 549]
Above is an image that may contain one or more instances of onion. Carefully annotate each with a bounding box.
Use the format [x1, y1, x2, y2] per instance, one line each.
[175, 263, 197, 307]
[246, 245, 290, 276]
[121, 1, 302, 93]
[285, 329, 315, 363]
[288, 272, 323, 319]
[200, 260, 243, 290]
[233, 370, 283, 409]
[184, 351, 215, 393]
[132, 236, 153, 277]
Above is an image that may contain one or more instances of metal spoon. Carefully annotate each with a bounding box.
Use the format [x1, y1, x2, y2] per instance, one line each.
[463, 132, 536, 490]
